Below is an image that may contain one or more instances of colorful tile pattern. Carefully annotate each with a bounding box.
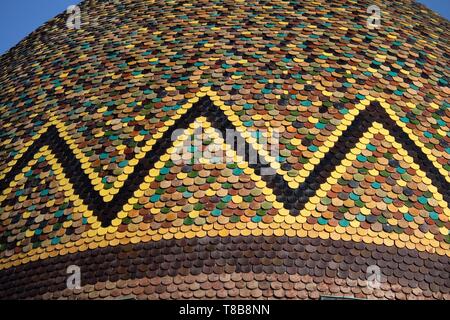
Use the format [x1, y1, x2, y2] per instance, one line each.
[0, 0, 449, 299]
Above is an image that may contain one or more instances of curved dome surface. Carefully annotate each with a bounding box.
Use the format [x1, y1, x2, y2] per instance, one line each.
[0, 0, 449, 299]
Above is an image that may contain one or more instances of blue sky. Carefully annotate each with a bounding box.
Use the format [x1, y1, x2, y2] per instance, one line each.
[0, 0, 449, 55]
[0, 0, 82, 55]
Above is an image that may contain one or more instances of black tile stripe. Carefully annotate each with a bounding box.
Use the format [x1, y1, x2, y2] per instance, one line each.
[0, 98, 448, 226]
[280, 102, 450, 215]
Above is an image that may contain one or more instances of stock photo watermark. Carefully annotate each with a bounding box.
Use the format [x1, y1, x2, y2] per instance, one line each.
[67, 265, 81, 290]
[367, 5, 381, 29]
[66, 4, 382, 31]
[66, 5, 81, 30]
[366, 265, 385, 290]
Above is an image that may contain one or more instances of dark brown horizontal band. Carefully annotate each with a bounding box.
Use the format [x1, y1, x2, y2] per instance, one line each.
[0, 235, 448, 299]
[37, 272, 449, 300]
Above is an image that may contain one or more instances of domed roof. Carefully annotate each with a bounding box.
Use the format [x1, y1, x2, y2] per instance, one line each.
[0, 0, 448, 299]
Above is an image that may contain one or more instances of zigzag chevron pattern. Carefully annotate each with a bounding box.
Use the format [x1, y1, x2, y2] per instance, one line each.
[1, 96, 449, 226]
